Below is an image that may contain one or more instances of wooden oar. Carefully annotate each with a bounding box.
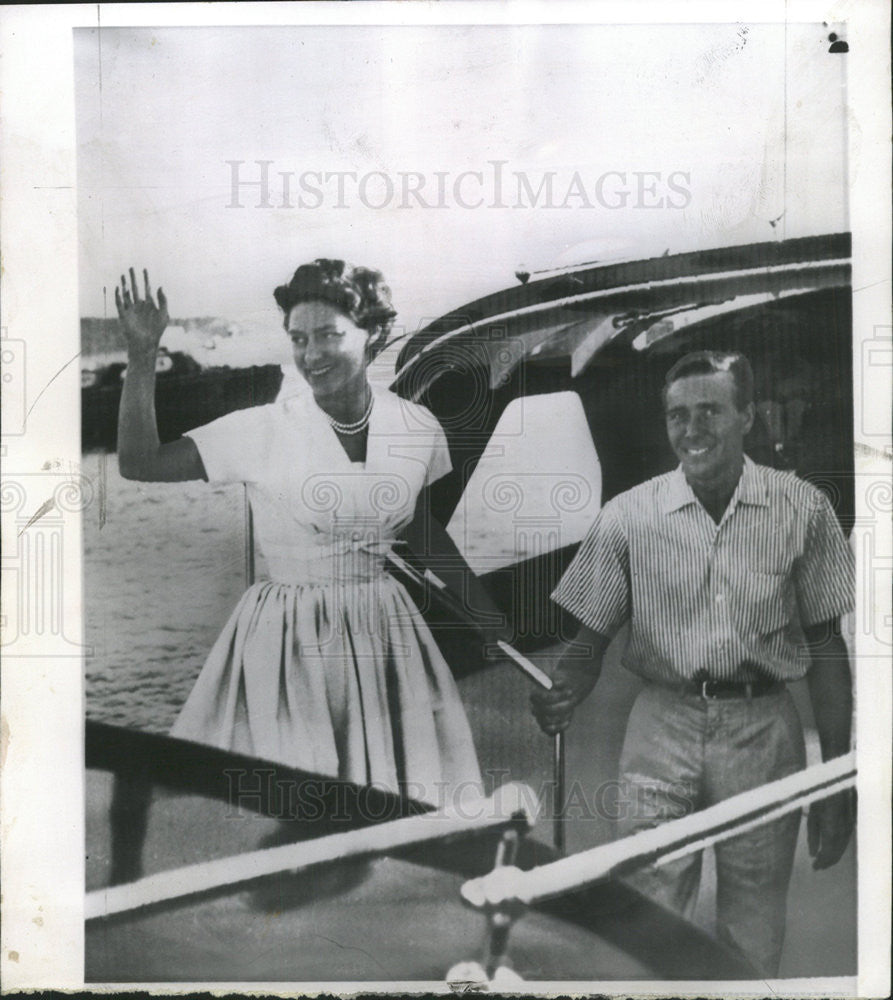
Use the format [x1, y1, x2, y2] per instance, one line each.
[388, 552, 567, 854]
[490, 641, 566, 854]
[86, 781, 537, 921]
[494, 639, 553, 690]
[461, 752, 856, 909]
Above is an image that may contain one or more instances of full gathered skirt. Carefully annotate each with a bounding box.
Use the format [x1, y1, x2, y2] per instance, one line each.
[170, 575, 482, 804]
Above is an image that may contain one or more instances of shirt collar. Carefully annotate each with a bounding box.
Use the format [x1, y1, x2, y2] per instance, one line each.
[661, 455, 769, 515]
[735, 456, 770, 507]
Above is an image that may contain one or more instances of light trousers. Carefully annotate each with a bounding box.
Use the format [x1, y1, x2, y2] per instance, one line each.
[618, 683, 806, 977]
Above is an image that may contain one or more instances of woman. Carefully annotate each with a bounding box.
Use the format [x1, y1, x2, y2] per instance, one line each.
[115, 261, 482, 805]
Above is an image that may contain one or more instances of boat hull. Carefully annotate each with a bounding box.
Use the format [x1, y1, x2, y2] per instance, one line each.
[81, 363, 284, 452]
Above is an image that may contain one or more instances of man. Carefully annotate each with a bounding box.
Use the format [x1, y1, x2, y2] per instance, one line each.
[532, 350, 854, 977]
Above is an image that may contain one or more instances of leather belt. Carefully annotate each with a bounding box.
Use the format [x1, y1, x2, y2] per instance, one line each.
[659, 675, 785, 700]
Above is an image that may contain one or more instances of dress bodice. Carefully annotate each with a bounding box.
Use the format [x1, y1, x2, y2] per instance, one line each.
[186, 387, 452, 584]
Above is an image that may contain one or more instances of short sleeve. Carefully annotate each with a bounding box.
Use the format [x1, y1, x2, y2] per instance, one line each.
[184, 406, 270, 484]
[423, 418, 452, 487]
[550, 499, 630, 637]
[794, 489, 855, 626]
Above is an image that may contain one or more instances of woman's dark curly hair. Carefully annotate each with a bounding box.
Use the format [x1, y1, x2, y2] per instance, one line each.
[274, 259, 397, 362]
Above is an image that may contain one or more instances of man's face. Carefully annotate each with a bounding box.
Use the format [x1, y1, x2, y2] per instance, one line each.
[665, 371, 754, 489]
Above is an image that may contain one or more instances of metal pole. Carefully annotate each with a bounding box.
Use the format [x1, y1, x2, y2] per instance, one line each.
[482, 828, 520, 980]
[553, 731, 566, 855]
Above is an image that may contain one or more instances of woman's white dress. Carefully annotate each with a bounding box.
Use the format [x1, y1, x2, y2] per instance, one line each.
[170, 386, 481, 803]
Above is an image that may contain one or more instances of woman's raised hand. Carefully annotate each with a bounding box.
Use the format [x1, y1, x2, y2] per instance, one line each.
[114, 268, 169, 356]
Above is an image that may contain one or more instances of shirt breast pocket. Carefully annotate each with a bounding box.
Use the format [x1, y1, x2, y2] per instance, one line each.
[737, 571, 792, 635]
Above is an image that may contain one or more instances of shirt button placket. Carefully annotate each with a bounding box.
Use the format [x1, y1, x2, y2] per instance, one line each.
[712, 538, 732, 676]
[708, 540, 724, 719]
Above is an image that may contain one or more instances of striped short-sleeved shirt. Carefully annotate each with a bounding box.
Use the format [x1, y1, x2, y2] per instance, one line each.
[551, 457, 854, 682]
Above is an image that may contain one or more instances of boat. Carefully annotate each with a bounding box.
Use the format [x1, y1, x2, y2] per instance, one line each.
[85, 719, 853, 983]
[80, 347, 283, 452]
[390, 232, 853, 649]
[85, 719, 755, 982]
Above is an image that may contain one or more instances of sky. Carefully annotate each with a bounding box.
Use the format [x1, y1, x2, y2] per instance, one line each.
[75, 21, 848, 346]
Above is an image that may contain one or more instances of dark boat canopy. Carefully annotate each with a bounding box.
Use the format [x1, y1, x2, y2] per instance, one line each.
[390, 233, 853, 647]
[393, 232, 850, 400]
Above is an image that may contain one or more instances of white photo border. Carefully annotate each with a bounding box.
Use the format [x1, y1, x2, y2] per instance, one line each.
[1, 1, 890, 995]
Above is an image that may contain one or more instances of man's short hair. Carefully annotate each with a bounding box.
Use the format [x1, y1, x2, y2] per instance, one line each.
[663, 350, 755, 411]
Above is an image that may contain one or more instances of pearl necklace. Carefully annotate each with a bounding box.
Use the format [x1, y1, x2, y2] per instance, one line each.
[327, 393, 374, 435]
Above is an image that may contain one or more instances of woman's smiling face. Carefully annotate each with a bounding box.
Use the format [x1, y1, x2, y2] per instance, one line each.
[287, 300, 370, 403]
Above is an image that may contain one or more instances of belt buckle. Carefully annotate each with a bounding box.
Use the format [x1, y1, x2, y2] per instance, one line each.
[700, 679, 755, 699]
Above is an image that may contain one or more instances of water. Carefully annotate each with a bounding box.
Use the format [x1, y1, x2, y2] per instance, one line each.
[83, 452, 247, 732]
